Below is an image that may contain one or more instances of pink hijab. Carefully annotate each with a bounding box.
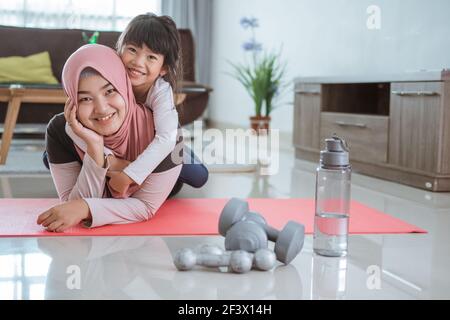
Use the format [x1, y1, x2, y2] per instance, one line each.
[62, 44, 155, 161]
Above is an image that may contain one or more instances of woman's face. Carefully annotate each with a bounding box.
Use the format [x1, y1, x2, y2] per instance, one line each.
[76, 74, 127, 136]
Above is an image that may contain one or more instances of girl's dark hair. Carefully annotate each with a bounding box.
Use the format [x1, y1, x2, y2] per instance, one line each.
[116, 13, 183, 96]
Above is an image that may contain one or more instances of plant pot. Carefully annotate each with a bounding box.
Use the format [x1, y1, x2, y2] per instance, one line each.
[250, 116, 271, 134]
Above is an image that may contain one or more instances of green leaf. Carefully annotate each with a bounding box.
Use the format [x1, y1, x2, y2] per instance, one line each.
[226, 47, 286, 116]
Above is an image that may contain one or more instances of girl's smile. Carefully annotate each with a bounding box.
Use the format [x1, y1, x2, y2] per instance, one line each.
[127, 67, 146, 78]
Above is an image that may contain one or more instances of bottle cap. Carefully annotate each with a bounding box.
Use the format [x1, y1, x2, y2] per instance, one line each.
[320, 135, 349, 167]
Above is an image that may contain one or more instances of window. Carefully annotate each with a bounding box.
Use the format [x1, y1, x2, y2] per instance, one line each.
[0, 252, 51, 300]
[0, 0, 161, 31]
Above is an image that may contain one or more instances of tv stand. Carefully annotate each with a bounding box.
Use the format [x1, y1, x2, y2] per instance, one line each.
[293, 70, 450, 192]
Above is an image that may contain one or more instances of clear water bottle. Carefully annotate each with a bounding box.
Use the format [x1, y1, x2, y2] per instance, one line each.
[312, 254, 348, 299]
[313, 135, 351, 257]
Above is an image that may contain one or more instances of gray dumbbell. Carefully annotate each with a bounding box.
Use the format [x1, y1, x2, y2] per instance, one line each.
[196, 244, 224, 255]
[219, 198, 305, 264]
[197, 244, 276, 272]
[224, 220, 269, 253]
[173, 246, 276, 274]
[196, 244, 277, 268]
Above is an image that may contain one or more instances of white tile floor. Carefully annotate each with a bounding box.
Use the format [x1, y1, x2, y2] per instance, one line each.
[0, 147, 449, 299]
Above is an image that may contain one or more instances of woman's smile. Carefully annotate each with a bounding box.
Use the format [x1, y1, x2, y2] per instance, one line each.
[92, 112, 117, 123]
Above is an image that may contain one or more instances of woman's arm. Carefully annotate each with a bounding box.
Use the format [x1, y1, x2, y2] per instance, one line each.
[67, 101, 106, 167]
[46, 113, 108, 202]
[65, 123, 114, 157]
[49, 154, 108, 201]
[40, 155, 110, 232]
[39, 113, 110, 232]
[84, 164, 182, 228]
[41, 160, 149, 231]
[43, 148, 182, 230]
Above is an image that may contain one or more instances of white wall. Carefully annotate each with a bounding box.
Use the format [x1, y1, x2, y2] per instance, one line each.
[208, 0, 450, 137]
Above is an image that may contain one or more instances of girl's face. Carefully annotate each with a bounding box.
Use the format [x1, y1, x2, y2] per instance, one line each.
[120, 42, 167, 92]
[77, 74, 127, 136]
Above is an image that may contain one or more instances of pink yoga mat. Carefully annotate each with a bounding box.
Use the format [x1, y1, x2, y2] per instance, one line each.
[0, 198, 426, 237]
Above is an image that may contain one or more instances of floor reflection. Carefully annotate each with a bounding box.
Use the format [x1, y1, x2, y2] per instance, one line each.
[0, 251, 51, 300]
[29, 237, 304, 300]
[311, 254, 347, 300]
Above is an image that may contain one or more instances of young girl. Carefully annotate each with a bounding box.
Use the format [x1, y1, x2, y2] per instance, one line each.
[46, 13, 208, 196]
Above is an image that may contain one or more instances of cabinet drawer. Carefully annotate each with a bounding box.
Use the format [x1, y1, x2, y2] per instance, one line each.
[320, 113, 389, 163]
[391, 82, 442, 98]
[389, 82, 441, 173]
[293, 84, 321, 150]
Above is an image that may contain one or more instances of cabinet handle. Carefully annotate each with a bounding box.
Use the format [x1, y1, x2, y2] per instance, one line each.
[335, 121, 367, 128]
[391, 91, 439, 96]
[295, 90, 320, 95]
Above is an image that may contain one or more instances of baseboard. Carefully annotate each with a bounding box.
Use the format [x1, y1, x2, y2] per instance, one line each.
[0, 123, 46, 140]
[0, 123, 47, 134]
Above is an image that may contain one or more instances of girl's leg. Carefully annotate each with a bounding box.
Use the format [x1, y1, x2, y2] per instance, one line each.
[168, 146, 208, 197]
[178, 145, 209, 188]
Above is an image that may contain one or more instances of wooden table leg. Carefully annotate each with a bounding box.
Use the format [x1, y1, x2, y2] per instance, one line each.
[0, 176, 12, 197]
[0, 95, 23, 164]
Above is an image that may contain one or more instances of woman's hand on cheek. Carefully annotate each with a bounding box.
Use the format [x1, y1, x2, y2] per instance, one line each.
[36, 199, 92, 232]
[68, 102, 103, 147]
[64, 98, 74, 123]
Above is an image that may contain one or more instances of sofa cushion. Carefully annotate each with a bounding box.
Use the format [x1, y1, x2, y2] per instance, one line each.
[0, 51, 58, 84]
[0, 26, 196, 82]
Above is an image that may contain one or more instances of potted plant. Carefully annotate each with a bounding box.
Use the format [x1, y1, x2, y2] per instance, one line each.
[229, 17, 286, 134]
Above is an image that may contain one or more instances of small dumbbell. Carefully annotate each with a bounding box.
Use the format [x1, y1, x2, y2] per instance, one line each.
[173, 246, 276, 274]
[195, 244, 224, 255]
[196, 244, 276, 272]
[219, 198, 305, 264]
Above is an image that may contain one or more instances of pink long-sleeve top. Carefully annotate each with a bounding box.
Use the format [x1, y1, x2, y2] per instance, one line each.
[45, 113, 182, 228]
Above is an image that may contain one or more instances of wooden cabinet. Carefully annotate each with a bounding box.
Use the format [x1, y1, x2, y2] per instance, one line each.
[293, 70, 450, 191]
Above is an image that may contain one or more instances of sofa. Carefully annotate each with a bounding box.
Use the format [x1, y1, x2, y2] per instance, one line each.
[0, 25, 211, 127]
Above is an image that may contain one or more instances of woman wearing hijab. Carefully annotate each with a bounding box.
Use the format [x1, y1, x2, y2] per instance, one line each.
[37, 44, 183, 232]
